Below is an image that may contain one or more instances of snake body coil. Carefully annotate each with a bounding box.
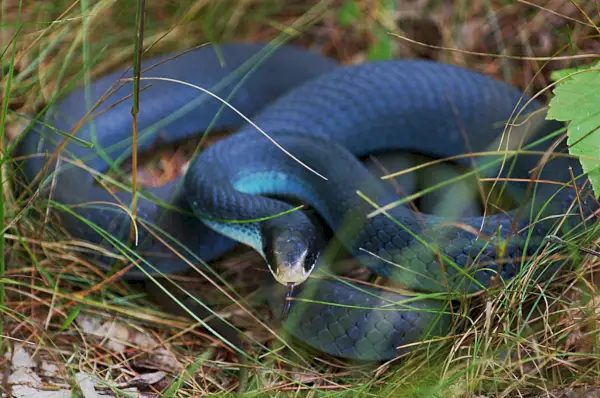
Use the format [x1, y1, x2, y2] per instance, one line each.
[17, 42, 596, 360]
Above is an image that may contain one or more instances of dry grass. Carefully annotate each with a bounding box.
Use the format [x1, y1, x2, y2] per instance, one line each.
[3, 0, 600, 396]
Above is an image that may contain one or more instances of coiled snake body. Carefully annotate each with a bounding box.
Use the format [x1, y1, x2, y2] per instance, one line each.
[17, 42, 596, 360]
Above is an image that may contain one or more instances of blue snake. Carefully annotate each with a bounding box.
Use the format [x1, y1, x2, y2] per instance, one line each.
[16, 42, 597, 361]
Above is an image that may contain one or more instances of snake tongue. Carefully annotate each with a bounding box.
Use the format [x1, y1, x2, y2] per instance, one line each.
[280, 283, 295, 319]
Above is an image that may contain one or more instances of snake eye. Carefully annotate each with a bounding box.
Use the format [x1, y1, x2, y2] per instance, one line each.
[262, 223, 321, 286]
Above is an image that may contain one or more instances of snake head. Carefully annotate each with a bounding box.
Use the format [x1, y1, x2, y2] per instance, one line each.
[262, 220, 322, 286]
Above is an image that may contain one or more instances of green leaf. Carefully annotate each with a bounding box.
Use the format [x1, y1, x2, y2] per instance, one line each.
[337, 0, 361, 27]
[547, 64, 600, 198]
[60, 306, 81, 331]
[367, 28, 393, 61]
[550, 60, 600, 82]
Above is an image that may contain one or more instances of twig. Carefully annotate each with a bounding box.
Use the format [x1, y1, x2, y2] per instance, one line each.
[129, 0, 146, 243]
[544, 234, 600, 258]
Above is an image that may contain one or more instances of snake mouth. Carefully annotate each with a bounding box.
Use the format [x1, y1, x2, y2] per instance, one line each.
[273, 261, 312, 285]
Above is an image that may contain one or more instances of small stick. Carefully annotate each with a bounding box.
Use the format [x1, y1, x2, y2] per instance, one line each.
[544, 234, 600, 258]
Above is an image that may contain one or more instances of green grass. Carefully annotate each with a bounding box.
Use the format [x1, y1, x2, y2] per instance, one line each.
[3, 0, 600, 396]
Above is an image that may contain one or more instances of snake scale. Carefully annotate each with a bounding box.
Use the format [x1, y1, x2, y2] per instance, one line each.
[16, 42, 597, 361]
